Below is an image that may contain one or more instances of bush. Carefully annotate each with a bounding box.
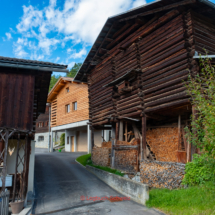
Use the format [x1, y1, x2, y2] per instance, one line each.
[60, 133, 65, 146]
[183, 154, 215, 186]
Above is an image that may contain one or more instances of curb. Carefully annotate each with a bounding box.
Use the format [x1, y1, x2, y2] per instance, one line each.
[75, 159, 86, 169]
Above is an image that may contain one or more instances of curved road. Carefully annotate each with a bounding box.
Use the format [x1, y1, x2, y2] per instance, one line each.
[32, 149, 163, 215]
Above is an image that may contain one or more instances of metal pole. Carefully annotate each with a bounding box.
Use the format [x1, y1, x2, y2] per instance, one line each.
[142, 116, 147, 160]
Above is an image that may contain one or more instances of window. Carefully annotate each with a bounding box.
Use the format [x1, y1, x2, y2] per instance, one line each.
[38, 122, 43, 127]
[38, 136, 44, 142]
[72, 102, 77, 111]
[66, 87, 69, 93]
[67, 136, 69, 145]
[65, 104, 70, 113]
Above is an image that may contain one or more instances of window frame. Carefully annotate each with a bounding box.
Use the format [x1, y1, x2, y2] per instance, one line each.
[72, 101, 77, 111]
[65, 104, 70, 113]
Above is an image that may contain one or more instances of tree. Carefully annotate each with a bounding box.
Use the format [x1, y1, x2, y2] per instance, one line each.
[49, 75, 61, 92]
[182, 57, 215, 185]
[185, 57, 215, 157]
[48, 63, 82, 92]
[67, 63, 82, 78]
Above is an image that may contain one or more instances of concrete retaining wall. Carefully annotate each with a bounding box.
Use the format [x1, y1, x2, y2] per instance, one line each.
[86, 165, 149, 205]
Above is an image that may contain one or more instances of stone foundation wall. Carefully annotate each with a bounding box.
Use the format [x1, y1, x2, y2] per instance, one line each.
[140, 160, 185, 189]
[146, 127, 179, 162]
[92, 147, 111, 167]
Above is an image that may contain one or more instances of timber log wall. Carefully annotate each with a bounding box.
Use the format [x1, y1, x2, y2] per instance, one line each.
[87, 10, 208, 126]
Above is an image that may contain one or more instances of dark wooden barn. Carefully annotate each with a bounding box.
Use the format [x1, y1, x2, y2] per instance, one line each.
[74, 0, 215, 174]
[0, 56, 67, 204]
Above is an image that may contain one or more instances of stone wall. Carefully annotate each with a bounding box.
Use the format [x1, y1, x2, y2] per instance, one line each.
[92, 147, 111, 167]
[146, 127, 179, 162]
[140, 160, 185, 189]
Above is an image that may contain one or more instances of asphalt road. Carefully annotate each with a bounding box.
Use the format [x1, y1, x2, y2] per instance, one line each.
[32, 149, 163, 215]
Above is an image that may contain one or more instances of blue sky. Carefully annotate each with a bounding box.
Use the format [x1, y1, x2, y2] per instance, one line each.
[0, 0, 214, 76]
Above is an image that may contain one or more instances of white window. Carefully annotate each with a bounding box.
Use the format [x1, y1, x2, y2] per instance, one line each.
[65, 104, 70, 113]
[72, 102, 77, 111]
[38, 136, 44, 141]
[38, 122, 43, 127]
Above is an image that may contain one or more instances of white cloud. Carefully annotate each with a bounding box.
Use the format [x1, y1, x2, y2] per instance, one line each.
[12, 0, 147, 60]
[67, 48, 72, 53]
[5, 33, 12, 40]
[16, 5, 43, 33]
[68, 61, 75, 69]
[68, 47, 87, 59]
[56, 56, 60, 62]
[132, 0, 147, 8]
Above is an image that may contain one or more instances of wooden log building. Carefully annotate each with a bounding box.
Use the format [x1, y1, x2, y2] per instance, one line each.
[74, 0, 215, 171]
[0, 56, 67, 205]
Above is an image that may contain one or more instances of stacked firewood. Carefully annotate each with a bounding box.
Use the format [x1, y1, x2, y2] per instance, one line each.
[91, 147, 111, 167]
[101, 141, 112, 148]
[140, 160, 185, 189]
[146, 127, 178, 162]
[114, 138, 139, 173]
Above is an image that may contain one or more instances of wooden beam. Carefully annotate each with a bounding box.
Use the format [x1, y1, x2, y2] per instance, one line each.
[111, 124, 116, 168]
[91, 127, 94, 151]
[178, 115, 181, 152]
[99, 48, 108, 54]
[119, 120, 124, 141]
[125, 122, 128, 142]
[113, 145, 139, 150]
[191, 105, 198, 160]
[142, 116, 147, 160]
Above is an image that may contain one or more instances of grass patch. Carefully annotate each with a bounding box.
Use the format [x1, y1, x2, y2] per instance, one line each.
[89, 164, 124, 176]
[76, 154, 124, 177]
[76, 154, 92, 166]
[146, 183, 215, 215]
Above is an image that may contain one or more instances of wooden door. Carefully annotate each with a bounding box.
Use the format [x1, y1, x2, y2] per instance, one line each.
[71, 136, 74, 152]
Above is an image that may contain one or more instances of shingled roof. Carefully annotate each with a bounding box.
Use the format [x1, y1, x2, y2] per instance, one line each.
[74, 0, 215, 82]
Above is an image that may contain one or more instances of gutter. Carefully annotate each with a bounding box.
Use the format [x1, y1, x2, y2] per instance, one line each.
[193, 55, 215, 58]
[0, 62, 69, 73]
